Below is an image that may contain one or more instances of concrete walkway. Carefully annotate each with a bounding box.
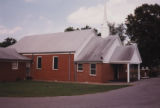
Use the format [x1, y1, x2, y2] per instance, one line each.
[0, 78, 160, 108]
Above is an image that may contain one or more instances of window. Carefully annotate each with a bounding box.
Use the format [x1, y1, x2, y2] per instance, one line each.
[12, 62, 18, 70]
[53, 56, 58, 70]
[26, 63, 30, 68]
[90, 64, 96, 75]
[37, 56, 42, 69]
[77, 64, 83, 72]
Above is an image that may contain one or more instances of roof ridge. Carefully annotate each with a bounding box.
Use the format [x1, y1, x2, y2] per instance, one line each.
[21, 29, 94, 39]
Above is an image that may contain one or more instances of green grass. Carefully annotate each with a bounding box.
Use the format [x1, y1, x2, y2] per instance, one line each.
[0, 81, 129, 97]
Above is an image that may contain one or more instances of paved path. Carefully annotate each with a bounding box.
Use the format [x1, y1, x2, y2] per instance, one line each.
[0, 78, 160, 108]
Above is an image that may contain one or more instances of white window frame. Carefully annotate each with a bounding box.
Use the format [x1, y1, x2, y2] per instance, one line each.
[26, 62, 30, 68]
[52, 56, 58, 70]
[90, 64, 96, 76]
[37, 56, 42, 69]
[12, 61, 18, 70]
[77, 63, 83, 72]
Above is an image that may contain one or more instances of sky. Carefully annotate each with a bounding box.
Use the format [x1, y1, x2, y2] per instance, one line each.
[0, 0, 160, 42]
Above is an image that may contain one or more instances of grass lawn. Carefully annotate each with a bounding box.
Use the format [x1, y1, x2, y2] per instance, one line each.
[0, 81, 129, 97]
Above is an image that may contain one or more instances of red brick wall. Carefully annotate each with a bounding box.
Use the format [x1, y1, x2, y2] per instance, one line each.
[25, 54, 75, 81]
[102, 63, 114, 82]
[76, 63, 115, 83]
[24, 54, 122, 83]
[0, 62, 26, 81]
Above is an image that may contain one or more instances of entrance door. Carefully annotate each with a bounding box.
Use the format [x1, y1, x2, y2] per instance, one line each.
[112, 64, 124, 80]
[112, 64, 119, 80]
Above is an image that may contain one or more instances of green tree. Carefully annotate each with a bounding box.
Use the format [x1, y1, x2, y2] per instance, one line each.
[0, 37, 17, 47]
[108, 23, 126, 42]
[125, 4, 160, 67]
[64, 27, 75, 32]
[108, 23, 117, 35]
[80, 25, 91, 30]
[64, 25, 101, 36]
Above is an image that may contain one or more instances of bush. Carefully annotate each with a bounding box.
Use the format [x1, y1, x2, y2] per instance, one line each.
[16, 78, 21, 81]
[149, 70, 159, 77]
[26, 76, 32, 80]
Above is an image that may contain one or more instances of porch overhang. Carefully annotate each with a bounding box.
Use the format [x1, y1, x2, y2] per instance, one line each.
[110, 61, 141, 83]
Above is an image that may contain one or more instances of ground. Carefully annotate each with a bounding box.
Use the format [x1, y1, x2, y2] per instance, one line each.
[0, 81, 128, 97]
[0, 77, 160, 108]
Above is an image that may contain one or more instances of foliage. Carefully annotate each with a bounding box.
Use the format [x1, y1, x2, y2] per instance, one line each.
[125, 4, 160, 67]
[64, 25, 101, 36]
[108, 23, 126, 42]
[64, 27, 76, 32]
[81, 25, 91, 30]
[0, 81, 129, 97]
[0, 37, 17, 47]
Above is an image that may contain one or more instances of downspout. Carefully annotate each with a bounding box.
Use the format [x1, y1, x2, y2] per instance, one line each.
[30, 53, 34, 78]
[68, 52, 71, 81]
[74, 62, 77, 81]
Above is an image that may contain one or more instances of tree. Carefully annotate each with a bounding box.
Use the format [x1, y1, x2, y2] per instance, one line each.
[0, 37, 17, 47]
[108, 23, 117, 35]
[108, 23, 126, 42]
[80, 25, 91, 30]
[125, 4, 160, 67]
[64, 25, 101, 36]
[64, 27, 75, 32]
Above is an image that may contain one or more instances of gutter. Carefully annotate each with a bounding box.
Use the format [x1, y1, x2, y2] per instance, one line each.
[74, 61, 103, 63]
[20, 51, 75, 55]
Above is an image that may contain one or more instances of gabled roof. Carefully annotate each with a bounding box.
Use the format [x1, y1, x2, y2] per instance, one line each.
[9, 29, 95, 53]
[75, 36, 118, 62]
[0, 48, 31, 61]
[110, 44, 142, 64]
[9, 29, 142, 64]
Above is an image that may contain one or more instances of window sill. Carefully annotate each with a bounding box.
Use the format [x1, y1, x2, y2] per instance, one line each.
[77, 70, 83, 72]
[12, 68, 18, 70]
[90, 74, 96, 76]
[52, 69, 59, 70]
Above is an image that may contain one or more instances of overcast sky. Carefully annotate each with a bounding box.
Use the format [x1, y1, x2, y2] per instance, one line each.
[0, 0, 160, 41]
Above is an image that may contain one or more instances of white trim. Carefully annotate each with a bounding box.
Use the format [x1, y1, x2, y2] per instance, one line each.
[90, 63, 96, 76]
[77, 63, 83, 72]
[12, 61, 18, 70]
[36, 56, 42, 69]
[138, 64, 140, 80]
[134, 44, 142, 63]
[127, 63, 130, 83]
[130, 48, 142, 64]
[23, 52, 74, 56]
[110, 61, 142, 64]
[52, 56, 59, 70]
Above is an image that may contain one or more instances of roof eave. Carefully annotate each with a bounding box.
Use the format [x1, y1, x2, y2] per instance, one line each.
[110, 61, 142, 64]
[0, 58, 32, 62]
[20, 51, 75, 54]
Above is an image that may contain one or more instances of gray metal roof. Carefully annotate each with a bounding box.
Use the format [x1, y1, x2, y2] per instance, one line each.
[110, 45, 141, 63]
[9, 29, 95, 53]
[75, 36, 117, 62]
[8, 29, 141, 63]
[0, 48, 31, 61]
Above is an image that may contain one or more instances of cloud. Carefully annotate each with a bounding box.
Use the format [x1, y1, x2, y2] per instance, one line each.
[68, 4, 103, 25]
[20, 15, 56, 36]
[39, 16, 53, 25]
[67, 0, 160, 25]
[24, 0, 36, 3]
[0, 25, 22, 35]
